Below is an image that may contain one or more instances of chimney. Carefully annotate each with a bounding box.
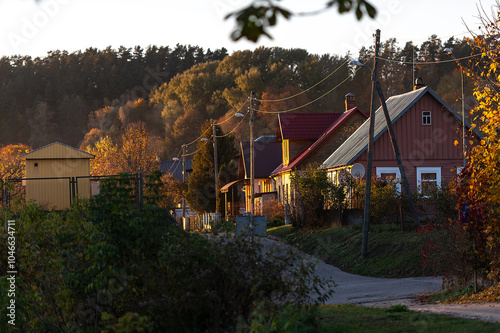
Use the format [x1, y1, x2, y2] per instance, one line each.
[345, 93, 355, 111]
[414, 77, 426, 90]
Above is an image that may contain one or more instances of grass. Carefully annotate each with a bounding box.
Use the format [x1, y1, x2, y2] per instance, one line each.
[268, 224, 442, 278]
[318, 304, 500, 332]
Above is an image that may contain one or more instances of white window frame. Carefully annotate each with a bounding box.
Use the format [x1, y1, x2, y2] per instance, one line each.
[376, 167, 401, 192]
[417, 167, 441, 196]
[422, 111, 432, 125]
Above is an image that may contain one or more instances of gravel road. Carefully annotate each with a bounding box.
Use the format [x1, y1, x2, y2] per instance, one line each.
[261, 236, 500, 323]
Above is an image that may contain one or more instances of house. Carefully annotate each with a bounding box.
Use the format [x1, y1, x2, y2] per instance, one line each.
[220, 135, 282, 216]
[160, 159, 193, 181]
[20, 141, 95, 210]
[271, 93, 368, 205]
[322, 85, 482, 198]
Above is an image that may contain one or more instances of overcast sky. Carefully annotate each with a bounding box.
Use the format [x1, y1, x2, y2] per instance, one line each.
[0, 0, 492, 58]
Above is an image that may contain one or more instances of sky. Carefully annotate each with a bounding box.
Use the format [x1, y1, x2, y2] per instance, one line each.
[0, 0, 494, 59]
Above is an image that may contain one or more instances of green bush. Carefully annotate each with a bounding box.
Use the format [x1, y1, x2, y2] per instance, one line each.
[0, 172, 333, 332]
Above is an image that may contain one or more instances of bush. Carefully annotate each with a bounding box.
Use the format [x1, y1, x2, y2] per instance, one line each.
[1, 172, 333, 332]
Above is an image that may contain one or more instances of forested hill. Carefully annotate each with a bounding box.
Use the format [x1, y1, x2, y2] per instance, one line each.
[0, 37, 474, 158]
[0, 45, 228, 148]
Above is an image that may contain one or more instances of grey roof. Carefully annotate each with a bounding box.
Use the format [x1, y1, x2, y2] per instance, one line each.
[160, 159, 193, 180]
[322, 86, 482, 169]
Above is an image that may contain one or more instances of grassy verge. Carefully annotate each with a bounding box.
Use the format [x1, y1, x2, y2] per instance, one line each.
[267, 224, 443, 278]
[318, 304, 500, 332]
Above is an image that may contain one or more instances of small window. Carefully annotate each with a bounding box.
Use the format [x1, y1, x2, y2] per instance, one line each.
[34, 162, 38, 167]
[417, 167, 441, 196]
[376, 167, 401, 192]
[422, 111, 431, 125]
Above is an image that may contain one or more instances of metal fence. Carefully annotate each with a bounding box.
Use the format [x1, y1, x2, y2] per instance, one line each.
[2, 174, 144, 209]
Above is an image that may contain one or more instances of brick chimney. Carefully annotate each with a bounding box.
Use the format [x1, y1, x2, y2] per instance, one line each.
[345, 93, 355, 111]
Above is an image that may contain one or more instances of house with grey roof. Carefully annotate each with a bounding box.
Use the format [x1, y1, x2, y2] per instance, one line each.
[322, 86, 481, 197]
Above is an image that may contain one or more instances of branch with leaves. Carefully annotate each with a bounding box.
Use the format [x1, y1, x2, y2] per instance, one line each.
[226, 0, 376, 42]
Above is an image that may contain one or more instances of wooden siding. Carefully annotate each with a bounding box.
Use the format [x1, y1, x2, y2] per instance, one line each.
[24, 142, 93, 210]
[23, 142, 94, 160]
[355, 94, 466, 191]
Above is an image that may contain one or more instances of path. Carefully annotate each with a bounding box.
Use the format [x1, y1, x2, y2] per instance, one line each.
[261, 236, 500, 323]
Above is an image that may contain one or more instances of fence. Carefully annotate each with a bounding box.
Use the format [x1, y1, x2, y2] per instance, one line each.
[2, 174, 144, 210]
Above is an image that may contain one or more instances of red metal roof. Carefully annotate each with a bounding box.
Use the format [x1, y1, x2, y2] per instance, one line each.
[272, 107, 367, 175]
[277, 112, 344, 141]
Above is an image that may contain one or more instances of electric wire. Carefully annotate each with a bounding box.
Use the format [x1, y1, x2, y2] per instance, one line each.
[216, 98, 249, 125]
[253, 58, 350, 103]
[252, 35, 373, 104]
[183, 149, 199, 157]
[376, 53, 481, 65]
[216, 110, 249, 138]
[251, 66, 366, 114]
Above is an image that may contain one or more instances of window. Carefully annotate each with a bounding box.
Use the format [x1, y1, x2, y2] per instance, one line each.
[34, 162, 38, 167]
[376, 167, 401, 192]
[422, 111, 431, 125]
[417, 167, 441, 196]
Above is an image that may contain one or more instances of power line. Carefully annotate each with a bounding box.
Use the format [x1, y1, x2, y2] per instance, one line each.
[251, 67, 364, 114]
[253, 58, 350, 103]
[216, 110, 249, 138]
[376, 53, 481, 65]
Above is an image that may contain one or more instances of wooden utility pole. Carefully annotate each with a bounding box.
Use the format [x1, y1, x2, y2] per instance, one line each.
[181, 144, 187, 218]
[362, 29, 380, 259]
[249, 91, 255, 216]
[213, 122, 219, 213]
[375, 82, 419, 226]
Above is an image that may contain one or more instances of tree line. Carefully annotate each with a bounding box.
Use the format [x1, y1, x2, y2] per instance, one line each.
[0, 37, 473, 160]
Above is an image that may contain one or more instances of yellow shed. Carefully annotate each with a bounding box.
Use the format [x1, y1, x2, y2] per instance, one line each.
[20, 142, 95, 210]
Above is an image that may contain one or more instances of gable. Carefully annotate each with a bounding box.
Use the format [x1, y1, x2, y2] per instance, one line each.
[322, 87, 482, 169]
[21, 142, 95, 160]
[272, 108, 367, 175]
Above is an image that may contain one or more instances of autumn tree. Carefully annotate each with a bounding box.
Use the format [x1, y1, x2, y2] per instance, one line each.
[117, 122, 161, 174]
[86, 136, 119, 176]
[186, 122, 236, 214]
[86, 123, 160, 176]
[454, 4, 500, 282]
[0, 143, 31, 205]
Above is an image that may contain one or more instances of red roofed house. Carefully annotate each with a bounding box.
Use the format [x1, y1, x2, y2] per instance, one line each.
[271, 93, 368, 205]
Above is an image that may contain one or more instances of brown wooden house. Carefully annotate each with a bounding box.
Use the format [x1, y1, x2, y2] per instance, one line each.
[322, 86, 482, 196]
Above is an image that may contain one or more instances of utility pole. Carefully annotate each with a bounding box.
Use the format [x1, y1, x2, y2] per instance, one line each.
[249, 91, 255, 216]
[375, 82, 419, 226]
[182, 144, 187, 219]
[362, 29, 380, 259]
[212, 122, 219, 213]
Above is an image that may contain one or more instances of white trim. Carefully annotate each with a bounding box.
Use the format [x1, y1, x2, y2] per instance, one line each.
[422, 110, 431, 125]
[376, 167, 401, 192]
[417, 167, 441, 196]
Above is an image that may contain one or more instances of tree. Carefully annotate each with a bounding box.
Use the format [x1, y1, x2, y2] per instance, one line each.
[226, 0, 376, 42]
[290, 163, 338, 229]
[0, 144, 31, 180]
[86, 136, 120, 176]
[454, 4, 500, 281]
[117, 122, 161, 174]
[0, 143, 31, 205]
[86, 123, 160, 176]
[186, 122, 236, 214]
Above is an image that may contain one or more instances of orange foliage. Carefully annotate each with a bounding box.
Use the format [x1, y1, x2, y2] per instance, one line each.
[0, 144, 31, 179]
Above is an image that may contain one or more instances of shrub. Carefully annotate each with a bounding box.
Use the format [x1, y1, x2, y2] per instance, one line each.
[1, 172, 333, 332]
